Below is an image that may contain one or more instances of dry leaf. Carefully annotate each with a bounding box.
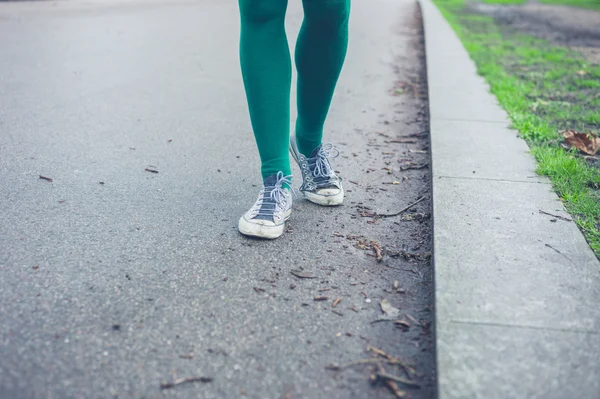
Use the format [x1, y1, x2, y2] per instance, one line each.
[563, 130, 600, 155]
[394, 319, 411, 329]
[370, 241, 384, 262]
[379, 299, 400, 320]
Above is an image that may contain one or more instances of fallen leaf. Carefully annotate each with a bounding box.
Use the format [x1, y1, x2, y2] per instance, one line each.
[290, 270, 315, 279]
[394, 319, 411, 330]
[563, 130, 600, 155]
[379, 299, 400, 320]
[370, 241, 383, 262]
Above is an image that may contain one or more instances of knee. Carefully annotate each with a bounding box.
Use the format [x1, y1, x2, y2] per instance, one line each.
[239, 0, 287, 25]
[303, 0, 350, 30]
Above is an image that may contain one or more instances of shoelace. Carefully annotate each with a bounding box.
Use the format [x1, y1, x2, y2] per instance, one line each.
[255, 172, 294, 217]
[310, 143, 339, 188]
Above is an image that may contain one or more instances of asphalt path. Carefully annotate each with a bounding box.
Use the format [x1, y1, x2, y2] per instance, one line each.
[0, 1, 435, 398]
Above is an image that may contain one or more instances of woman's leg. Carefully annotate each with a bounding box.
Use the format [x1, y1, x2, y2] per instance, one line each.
[294, 0, 350, 157]
[239, 0, 292, 178]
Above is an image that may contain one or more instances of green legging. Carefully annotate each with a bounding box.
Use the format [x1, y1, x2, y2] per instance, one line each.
[239, 0, 350, 179]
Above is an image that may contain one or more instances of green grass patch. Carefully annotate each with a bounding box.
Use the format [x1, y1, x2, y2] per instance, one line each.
[433, 0, 600, 257]
[482, 0, 526, 4]
[539, 0, 600, 11]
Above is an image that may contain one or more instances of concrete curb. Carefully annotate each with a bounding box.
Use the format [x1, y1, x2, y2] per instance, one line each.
[418, 0, 600, 397]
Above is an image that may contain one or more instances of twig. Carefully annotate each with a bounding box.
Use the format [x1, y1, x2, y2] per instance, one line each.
[377, 197, 426, 218]
[375, 365, 407, 398]
[332, 298, 342, 308]
[384, 379, 406, 398]
[160, 376, 213, 390]
[545, 243, 562, 254]
[545, 243, 574, 264]
[375, 371, 421, 388]
[39, 175, 53, 182]
[538, 209, 572, 222]
[326, 357, 413, 371]
[367, 345, 391, 359]
[145, 167, 159, 174]
[290, 270, 315, 279]
[389, 139, 416, 144]
[400, 163, 429, 171]
[398, 131, 427, 138]
[367, 345, 417, 375]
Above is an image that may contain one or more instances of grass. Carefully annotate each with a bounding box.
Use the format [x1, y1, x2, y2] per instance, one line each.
[539, 0, 600, 11]
[480, 0, 600, 10]
[482, 0, 525, 4]
[433, 0, 600, 256]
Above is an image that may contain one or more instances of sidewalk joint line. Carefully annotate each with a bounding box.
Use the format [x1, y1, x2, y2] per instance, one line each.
[450, 320, 600, 335]
[435, 175, 550, 184]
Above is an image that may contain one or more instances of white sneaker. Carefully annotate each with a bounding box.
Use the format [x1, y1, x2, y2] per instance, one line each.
[290, 134, 344, 206]
[238, 172, 293, 239]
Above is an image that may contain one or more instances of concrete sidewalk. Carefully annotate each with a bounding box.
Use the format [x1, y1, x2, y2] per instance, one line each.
[420, 0, 600, 398]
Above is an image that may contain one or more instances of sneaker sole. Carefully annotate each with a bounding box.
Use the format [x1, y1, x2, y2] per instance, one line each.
[304, 189, 344, 206]
[238, 210, 292, 240]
